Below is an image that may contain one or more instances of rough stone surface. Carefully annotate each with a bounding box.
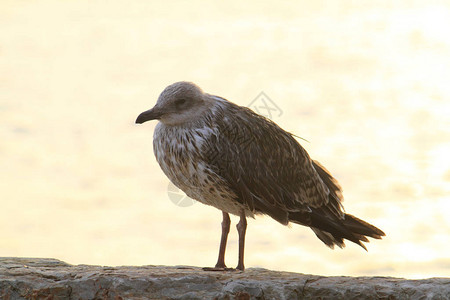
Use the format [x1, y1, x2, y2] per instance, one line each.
[0, 257, 448, 300]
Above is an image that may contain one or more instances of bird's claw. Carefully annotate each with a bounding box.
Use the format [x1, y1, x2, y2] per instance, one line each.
[202, 266, 237, 272]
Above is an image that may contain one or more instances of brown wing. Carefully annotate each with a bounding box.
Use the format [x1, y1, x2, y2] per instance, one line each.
[202, 101, 333, 225]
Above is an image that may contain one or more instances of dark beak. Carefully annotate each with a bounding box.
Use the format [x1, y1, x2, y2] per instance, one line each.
[135, 108, 162, 124]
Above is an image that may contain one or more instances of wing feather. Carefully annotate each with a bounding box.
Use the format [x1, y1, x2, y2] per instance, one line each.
[202, 100, 331, 222]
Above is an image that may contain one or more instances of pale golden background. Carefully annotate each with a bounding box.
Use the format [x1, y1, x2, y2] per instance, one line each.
[1, 1, 449, 279]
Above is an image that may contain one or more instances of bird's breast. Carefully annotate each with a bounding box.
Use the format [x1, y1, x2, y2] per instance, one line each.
[152, 122, 247, 216]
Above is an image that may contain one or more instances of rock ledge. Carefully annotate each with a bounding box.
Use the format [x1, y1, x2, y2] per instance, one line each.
[0, 257, 449, 299]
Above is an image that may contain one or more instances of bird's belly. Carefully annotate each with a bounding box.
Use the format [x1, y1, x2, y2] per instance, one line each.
[162, 158, 248, 216]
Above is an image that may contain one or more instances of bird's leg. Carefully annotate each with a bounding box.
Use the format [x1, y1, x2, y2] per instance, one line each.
[215, 211, 230, 268]
[236, 209, 247, 271]
[203, 211, 233, 271]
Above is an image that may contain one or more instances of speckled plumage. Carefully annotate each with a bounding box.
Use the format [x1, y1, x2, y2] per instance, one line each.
[154, 97, 333, 219]
[153, 114, 245, 217]
[136, 82, 385, 269]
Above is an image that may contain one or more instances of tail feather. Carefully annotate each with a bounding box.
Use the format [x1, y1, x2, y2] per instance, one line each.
[288, 160, 385, 250]
[301, 160, 386, 250]
[344, 214, 385, 239]
[289, 210, 384, 250]
[311, 228, 345, 249]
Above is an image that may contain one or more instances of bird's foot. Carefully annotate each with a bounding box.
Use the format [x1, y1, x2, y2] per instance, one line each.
[202, 266, 237, 271]
[203, 263, 236, 272]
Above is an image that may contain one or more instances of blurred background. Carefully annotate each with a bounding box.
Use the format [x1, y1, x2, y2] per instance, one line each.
[1, 1, 449, 279]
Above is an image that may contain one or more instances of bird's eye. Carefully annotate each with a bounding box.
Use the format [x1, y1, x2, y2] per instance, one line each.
[175, 98, 187, 108]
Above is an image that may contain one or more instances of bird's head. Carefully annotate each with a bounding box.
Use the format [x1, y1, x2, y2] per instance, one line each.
[136, 81, 212, 126]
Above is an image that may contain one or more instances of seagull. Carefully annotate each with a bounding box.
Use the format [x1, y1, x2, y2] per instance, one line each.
[136, 81, 385, 271]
